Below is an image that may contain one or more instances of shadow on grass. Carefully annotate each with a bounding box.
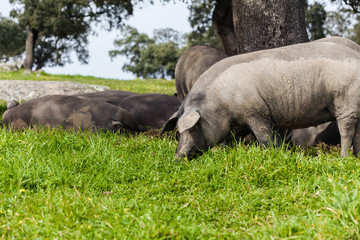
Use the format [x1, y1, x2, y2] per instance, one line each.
[301, 142, 341, 157]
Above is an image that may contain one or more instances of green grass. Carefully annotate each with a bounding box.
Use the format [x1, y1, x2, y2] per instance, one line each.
[0, 69, 177, 95]
[1, 71, 360, 239]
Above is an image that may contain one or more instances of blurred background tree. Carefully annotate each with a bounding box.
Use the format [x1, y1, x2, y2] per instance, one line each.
[185, 0, 222, 49]
[9, 0, 134, 71]
[0, 17, 26, 61]
[306, 1, 327, 40]
[109, 26, 183, 79]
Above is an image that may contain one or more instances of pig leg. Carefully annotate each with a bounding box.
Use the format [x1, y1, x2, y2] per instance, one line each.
[337, 118, 357, 158]
[352, 119, 360, 156]
[247, 118, 275, 147]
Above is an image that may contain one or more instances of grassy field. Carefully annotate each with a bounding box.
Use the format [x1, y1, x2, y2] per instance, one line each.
[0, 70, 177, 95]
[1, 71, 360, 239]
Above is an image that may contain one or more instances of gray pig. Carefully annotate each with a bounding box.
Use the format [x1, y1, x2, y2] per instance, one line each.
[78, 91, 181, 130]
[175, 45, 228, 101]
[1, 95, 143, 132]
[288, 37, 360, 147]
[163, 41, 360, 159]
[115, 93, 181, 130]
[77, 90, 137, 105]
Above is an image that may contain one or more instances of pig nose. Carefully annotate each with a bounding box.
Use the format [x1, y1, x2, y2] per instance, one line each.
[174, 152, 189, 161]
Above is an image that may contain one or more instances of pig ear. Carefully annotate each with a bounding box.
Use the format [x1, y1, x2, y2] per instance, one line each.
[178, 110, 200, 134]
[161, 111, 179, 133]
[111, 120, 123, 128]
[7, 100, 19, 109]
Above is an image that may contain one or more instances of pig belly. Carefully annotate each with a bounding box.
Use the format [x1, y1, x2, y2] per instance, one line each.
[272, 107, 335, 130]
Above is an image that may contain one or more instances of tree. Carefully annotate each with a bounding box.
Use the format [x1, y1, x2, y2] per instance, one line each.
[112, 0, 360, 80]
[232, 0, 309, 54]
[186, 0, 329, 55]
[323, 7, 360, 44]
[109, 26, 183, 79]
[188, 0, 309, 55]
[351, 15, 360, 43]
[184, 0, 236, 55]
[183, 0, 360, 55]
[330, 0, 360, 13]
[33, 36, 89, 70]
[324, 8, 355, 37]
[186, 0, 222, 49]
[306, 1, 327, 40]
[9, 0, 134, 71]
[0, 17, 26, 61]
[211, 0, 237, 55]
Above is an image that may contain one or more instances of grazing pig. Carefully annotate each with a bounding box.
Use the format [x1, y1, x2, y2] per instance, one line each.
[175, 45, 228, 101]
[163, 42, 360, 159]
[287, 37, 360, 147]
[1, 95, 143, 132]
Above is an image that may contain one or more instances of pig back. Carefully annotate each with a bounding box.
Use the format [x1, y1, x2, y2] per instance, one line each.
[187, 42, 360, 130]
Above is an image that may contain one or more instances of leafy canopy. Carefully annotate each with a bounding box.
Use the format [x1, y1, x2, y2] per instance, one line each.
[306, 2, 327, 40]
[109, 26, 184, 79]
[10, 0, 133, 32]
[186, 0, 221, 48]
[9, 0, 135, 69]
[0, 17, 26, 61]
[330, 0, 360, 13]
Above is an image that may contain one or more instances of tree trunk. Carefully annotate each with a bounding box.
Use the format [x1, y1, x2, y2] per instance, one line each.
[24, 26, 38, 71]
[232, 0, 309, 54]
[212, 0, 237, 56]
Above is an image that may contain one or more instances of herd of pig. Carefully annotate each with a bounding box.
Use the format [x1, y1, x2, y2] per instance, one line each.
[2, 36, 360, 159]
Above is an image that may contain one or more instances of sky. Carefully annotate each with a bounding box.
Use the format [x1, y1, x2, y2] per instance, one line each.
[0, 0, 191, 80]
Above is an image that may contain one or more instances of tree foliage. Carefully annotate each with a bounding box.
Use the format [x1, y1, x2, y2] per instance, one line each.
[306, 1, 327, 40]
[351, 15, 360, 43]
[110, 0, 360, 80]
[0, 17, 26, 61]
[330, 0, 360, 13]
[186, 0, 222, 48]
[304, 0, 360, 42]
[33, 36, 89, 70]
[109, 26, 183, 79]
[184, 0, 360, 50]
[9, 0, 134, 70]
[7, 0, 360, 74]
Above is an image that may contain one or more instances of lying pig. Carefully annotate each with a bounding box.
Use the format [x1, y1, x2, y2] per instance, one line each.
[78, 92, 181, 130]
[117, 93, 181, 129]
[175, 45, 228, 101]
[163, 41, 360, 159]
[77, 90, 137, 105]
[1, 95, 143, 132]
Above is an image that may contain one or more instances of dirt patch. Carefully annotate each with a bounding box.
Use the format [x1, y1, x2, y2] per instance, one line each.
[0, 80, 109, 102]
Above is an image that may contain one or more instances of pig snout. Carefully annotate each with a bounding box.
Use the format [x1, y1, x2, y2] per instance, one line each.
[175, 143, 201, 159]
[175, 128, 207, 160]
